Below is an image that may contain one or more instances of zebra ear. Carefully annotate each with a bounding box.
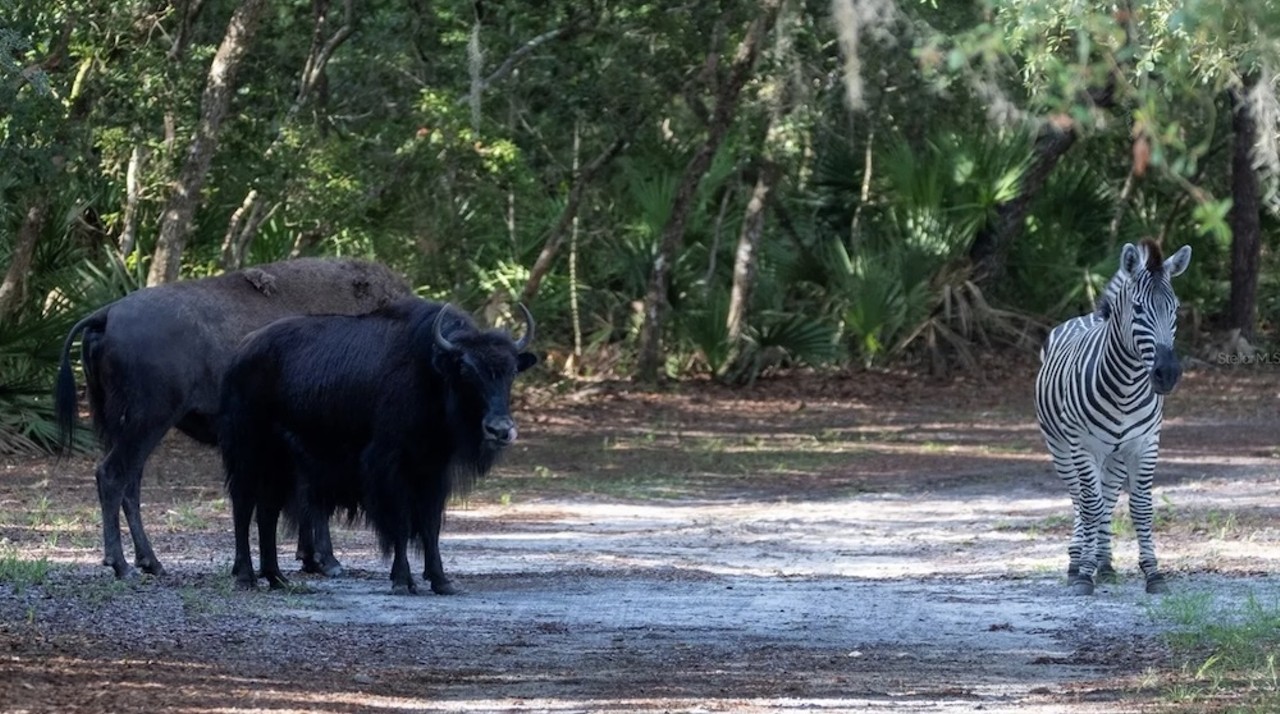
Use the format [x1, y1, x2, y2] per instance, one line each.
[1119, 243, 1141, 276]
[1164, 245, 1192, 278]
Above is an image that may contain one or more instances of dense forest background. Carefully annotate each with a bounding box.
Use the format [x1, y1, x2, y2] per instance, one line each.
[2, 0, 1278, 451]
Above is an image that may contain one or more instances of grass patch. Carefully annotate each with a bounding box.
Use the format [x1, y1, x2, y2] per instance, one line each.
[995, 513, 1071, 535]
[179, 581, 237, 616]
[75, 576, 134, 605]
[1147, 590, 1280, 711]
[0, 551, 50, 592]
[1107, 495, 1178, 539]
[493, 432, 868, 501]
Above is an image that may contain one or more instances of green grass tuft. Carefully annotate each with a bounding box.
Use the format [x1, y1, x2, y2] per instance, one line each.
[1148, 590, 1280, 711]
[0, 551, 50, 592]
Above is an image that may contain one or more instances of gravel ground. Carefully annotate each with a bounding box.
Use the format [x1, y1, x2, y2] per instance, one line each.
[1, 364, 1277, 712]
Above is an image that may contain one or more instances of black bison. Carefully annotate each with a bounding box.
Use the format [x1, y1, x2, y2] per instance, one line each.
[219, 299, 537, 594]
[54, 258, 411, 579]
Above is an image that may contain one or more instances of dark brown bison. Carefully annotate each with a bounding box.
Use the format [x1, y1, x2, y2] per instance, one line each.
[54, 258, 412, 579]
[219, 299, 536, 594]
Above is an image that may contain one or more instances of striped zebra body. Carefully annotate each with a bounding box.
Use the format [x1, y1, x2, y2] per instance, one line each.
[1034, 240, 1191, 595]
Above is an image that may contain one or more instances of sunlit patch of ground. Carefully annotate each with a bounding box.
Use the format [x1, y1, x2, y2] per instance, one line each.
[0, 364, 1277, 712]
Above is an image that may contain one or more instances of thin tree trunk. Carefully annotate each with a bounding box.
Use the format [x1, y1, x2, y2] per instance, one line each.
[148, 0, 268, 285]
[569, 120, 584, 363]
[220, 0, 354, 265]
[725, 161, 780, 351]
[458, 17, 589, 107]
[0, 197, 49, 319]
[168, 0, 209, 61]
[967, 120, 1077, 286]
[117, 145, 146, 259]
[967, 73, 1118, 288]
[703, 183, 736, 292]
[634, 0, 782, 383]
[1227, 79, 1262, 339]
[520, 132, 631, 305]
[218, 189, 273, 270]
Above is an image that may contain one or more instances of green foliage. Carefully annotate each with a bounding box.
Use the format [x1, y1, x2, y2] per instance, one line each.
[0, 0, 1273, 395]
[744, 311, 841, 375]
[1152, 590, 1280, 709]
[817, 131, 1038, 367]
[1007, 158, 1120, 316]
[0, 550, 50, 592]
[0, 253, 141, 455]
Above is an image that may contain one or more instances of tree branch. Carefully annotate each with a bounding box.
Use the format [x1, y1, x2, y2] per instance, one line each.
[457, 18, 588, 105]
[520, 126, 637, 305]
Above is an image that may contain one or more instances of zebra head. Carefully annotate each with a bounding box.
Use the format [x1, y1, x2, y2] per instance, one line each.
[1109, 240, 1192, 395]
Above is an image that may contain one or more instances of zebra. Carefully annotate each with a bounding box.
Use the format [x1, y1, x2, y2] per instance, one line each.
[1034, 239, 1192, 595]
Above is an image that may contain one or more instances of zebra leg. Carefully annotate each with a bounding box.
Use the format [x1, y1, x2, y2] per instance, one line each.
[1094, 456, 1125, 583]
[1047, 446, 1087, 581]
[1130, 442, 1168, 594]
[1067, 451, 1105, 595]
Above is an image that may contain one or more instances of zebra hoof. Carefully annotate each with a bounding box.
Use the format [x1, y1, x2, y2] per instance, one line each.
[1145, 574, 1169, 594]
[1068, 576, 1095, 596]
[1096, 562, 1117, 583]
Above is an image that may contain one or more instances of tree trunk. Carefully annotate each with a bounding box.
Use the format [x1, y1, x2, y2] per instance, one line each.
[0, 197, 49, 319]
[219, 0, 354, 267]
[168, 0, 209, 61]
[117, 145, 146, 259]
[725, 161, 780, 351]
[634, 0, 782, 383]
[1227, 79, 1262, 339]
[968, 120, 1077, 286]
[520, 133, 630, 305]
[148, 0, 267, 286]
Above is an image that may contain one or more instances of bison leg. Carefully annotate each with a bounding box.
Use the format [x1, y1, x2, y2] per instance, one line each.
[95, 457, 133, 579]
[95, 440, 161, 579]
[389, 537, 417, 595]
[422, 519, 457, 596]
[123, 470, 164, 576]
[421, 487, 459, 595]
[296, 514, 343, 577]
[94, 414, 170, 579]
[257, 506, 289, 590]
[230, 494, 258, 590]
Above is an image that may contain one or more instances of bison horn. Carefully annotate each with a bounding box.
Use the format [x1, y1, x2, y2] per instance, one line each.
[514, 303, 534, 351]
[433, 304, 457, 352]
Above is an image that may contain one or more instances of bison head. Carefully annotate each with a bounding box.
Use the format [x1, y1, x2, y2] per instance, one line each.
[431, 304, 537, 446]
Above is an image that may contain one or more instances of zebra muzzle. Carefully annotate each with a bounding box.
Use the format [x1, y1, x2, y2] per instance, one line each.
[1150, 344, 1182, 395]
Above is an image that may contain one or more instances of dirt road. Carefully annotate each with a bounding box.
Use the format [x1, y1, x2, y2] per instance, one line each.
[1, 365, 1277, 712]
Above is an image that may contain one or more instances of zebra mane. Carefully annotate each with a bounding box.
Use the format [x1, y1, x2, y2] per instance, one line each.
[1094, 273, 1123, 319]
[1142, 238, 1164, 274]
[1095, 239, 1165, 319]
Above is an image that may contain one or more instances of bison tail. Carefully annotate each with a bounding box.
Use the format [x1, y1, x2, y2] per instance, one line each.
[54, 312, 104, 455]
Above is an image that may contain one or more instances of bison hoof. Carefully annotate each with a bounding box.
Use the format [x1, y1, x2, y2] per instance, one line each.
[1095, 562, 1117, 583]
[300, 558, 344, 578]
[116, 566, 141, 581]
[1145, 574, 1169, 594]
[1068, 576, 1095, 596]
[430, 579, 460, 596]
[391, 582, 418, 596]
[135, 558, 165, 577]
[234, 576, 258, 591]
[105, 557, 138, 580]
[265, 573, 290, 590]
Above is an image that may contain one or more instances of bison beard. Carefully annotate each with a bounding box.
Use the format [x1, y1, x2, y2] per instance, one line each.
[219, 299, 537, 594]
[54, 258, 411, 580]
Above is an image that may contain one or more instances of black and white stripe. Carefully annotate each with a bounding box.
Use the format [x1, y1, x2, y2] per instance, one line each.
[1034, 240, 1191, 595]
